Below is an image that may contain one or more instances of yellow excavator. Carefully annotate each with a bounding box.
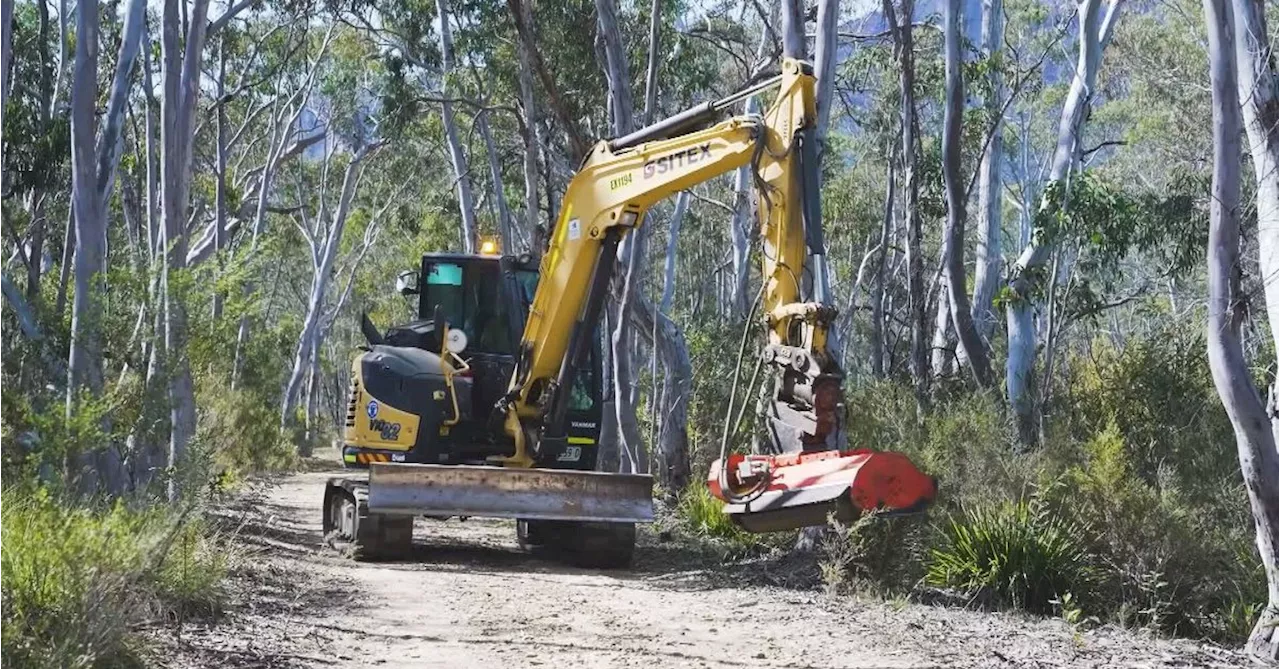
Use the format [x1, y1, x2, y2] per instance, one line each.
[323, 59, 937, 566]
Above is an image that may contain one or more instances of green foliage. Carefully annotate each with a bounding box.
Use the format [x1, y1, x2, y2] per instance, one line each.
[837, 326, 1262, 641]
[1058, 327, 1237, 492]
[819, 511, 928, 597]
[196, 379, 298, 477]
[1, 490, 227, 669]
[1042, 419, 1263, 639]
[674, 483, 756, 547]
[927, 495, 1095, 615]
[998, 171, 1207, 315]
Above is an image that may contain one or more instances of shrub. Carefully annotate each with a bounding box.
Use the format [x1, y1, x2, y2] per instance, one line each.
[818, 511, 928, 596]
[1044, 421, 1265, 639]
[1, 489, 227, 669]
[926, 495, 1095, 614]
[844, 381, 1029, 507]
[675, 483, 756, 546]
[196, 379, 297, 477]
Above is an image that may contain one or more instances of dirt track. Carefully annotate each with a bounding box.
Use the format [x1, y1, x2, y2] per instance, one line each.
[154, 466, 1252, 669]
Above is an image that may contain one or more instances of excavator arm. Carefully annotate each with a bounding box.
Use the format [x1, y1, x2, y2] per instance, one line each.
[499, 60, 833, 461]
[499, 58, 936, 531]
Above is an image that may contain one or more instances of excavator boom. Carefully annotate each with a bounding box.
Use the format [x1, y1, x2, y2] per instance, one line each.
[501, 58, 937, 531]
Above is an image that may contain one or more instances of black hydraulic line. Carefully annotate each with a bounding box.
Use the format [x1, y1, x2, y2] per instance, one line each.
[797, 127, 829, 305]
[608, 101, 719, 152]
[607, 75, 783, 152]
[543, 228, 622, 438]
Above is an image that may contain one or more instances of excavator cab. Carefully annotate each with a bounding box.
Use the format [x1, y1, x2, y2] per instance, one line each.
[340, 252, 608, 471]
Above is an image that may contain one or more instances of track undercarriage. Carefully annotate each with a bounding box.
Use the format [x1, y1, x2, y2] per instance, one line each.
[322, 476, 638, 568]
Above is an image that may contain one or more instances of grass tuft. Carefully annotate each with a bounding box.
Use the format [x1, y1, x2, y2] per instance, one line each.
[926, 496, 1095, 615]
[1, 489, 228, 669]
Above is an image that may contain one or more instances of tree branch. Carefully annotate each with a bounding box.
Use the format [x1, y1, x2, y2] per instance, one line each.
[207, 0, 259, 36]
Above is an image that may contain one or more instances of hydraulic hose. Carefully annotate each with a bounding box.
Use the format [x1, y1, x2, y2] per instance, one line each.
[716, 281, 771, 505]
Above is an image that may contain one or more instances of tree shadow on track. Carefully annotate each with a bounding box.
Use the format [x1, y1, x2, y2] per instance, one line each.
[219, 467, 822, 596]
[357, 523, 822, 595]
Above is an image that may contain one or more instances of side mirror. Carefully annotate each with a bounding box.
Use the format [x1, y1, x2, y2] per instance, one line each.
[396, 270, 419, 296]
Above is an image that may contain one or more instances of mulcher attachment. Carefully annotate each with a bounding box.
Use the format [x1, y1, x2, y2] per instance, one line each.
[707, 449, 937, 533]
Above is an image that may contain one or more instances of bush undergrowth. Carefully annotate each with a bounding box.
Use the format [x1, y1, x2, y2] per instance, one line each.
[676, 325, 1264, 643]
[1, 490, 228, 669]
[927, 494, 1095, 614]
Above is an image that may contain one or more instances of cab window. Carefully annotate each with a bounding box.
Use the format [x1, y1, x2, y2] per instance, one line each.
[421, 260, 515, 354]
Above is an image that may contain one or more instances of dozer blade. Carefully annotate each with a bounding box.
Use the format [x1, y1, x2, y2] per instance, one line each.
[706, 450, 937, 533]
[367, 463, 654, 524]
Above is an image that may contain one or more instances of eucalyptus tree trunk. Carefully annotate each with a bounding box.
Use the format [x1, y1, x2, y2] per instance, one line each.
[513, 11, 541, 254]
[596, 0, 635, 133]
[280, 144, 377, 428]
[231, 49, 330, 387]
[780, 0, 805, 58]
[1202, 0, 1279, 658]
[660, 192, 690, 312]
[24, 0, 55, 304]
[1004, 0, 1121, 441]
[871, 153, 895, 378]
[1, 0, 11, 117]
[1231, 0, 1279, 363]
[632, 298, 691, 495]
[507, 0, 590, 162]
[478, 109, 515, 252]
[813, 0, 839, 156]
[931, 286, 954, 378]
[728, 96, 760, 320]
[942, 0, 992, 387]
[213, 39, 228, 319]
[728, 28, 770, 320]
[883, 0, 928, 410]
[94, 0, 146, 209]
[970, 0, 1005, 341]
[161, 0, 211, 500]
[436, 0, 478, 254]
[641, 0, 661, 125]
[596, 0, 645, 472]
[66, 0, 111, 493]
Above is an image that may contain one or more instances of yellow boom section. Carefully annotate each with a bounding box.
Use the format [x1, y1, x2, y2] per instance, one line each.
[502, 59, 826, 465]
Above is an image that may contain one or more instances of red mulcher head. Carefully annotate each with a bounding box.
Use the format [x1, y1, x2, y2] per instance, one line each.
[707, 450, 938, 533]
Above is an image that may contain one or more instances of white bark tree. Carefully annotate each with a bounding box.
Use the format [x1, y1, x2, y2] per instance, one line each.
[280, 140, 383, 428]
[94, 0, 147, 209]
[436, 0, 478, 254]
[727, 26, 770, 319]
[1003, 0, 1123, 439]
[594, 0, 645, 473]
[942, 0, 993, 387]
[1202, 0, 1279, 657]
[66, 0, 105, 417]
[230, 26, 332, 386]
[882, 0, 928, 410]
[970, 0, 1005, 341]
[1231, 0, 1279, 366]
[160, 0, 212, 500]
[813, 0, 839, 156]
[477, 106, 516, 252]
[512, 0, 541, 252]
[1, 0, 11, 118]
[1218, 0, 1280, 654]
